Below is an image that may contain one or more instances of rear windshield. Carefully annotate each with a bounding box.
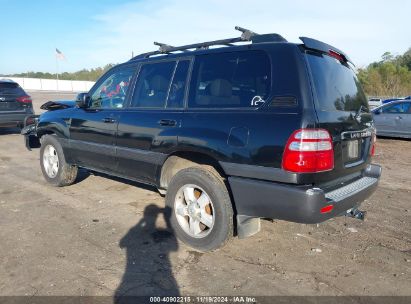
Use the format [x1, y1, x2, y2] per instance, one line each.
[0, 82, 25, 95]
[306, 52, 368, 112]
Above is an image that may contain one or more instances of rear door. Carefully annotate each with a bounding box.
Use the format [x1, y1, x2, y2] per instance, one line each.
[305, 50, 373, 185]
[116, 59, 191, 184]
[0, 82, 28, 113]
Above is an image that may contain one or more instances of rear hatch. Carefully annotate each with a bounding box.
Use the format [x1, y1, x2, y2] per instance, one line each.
[0, 82, 31, 112]
[304, 50, 374, 186]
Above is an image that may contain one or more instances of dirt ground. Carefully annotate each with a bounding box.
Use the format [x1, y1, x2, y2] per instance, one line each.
[0, 91, 409, 297]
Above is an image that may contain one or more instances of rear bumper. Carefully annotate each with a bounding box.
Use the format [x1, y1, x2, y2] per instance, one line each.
[228, 164, 381, 224]
[0, 111, 33, 126]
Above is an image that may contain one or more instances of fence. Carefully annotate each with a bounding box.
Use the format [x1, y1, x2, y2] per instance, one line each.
[5, 77, 95, 92]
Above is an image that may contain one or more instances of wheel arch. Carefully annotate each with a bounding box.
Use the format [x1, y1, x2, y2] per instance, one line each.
[158, 151, 227, 191]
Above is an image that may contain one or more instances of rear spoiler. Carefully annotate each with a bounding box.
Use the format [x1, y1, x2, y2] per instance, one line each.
[299, 37, 354, 65]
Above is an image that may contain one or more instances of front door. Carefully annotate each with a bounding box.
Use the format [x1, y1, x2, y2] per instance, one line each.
[69, 66, 136, 172]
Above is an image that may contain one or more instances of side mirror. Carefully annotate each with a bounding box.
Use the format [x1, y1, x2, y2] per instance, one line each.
[374, 109, 381, 115]
[75, 92, 90, 108]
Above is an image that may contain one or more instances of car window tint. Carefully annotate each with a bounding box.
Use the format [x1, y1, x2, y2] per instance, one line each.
[382, 103, 408, 114]
[404, 102, 411, 113]
[90, 68, 134, 109]
[167, 60, 190, 108]
[188, 51, 271, 108]
[306, 52, 368, 112]
[131, 61, 176, 108]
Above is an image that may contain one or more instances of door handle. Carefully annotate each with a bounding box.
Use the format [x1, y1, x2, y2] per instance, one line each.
[102, 117, 116, 123]
[395, 116, 402, 120]
[158, 119, 177, 126]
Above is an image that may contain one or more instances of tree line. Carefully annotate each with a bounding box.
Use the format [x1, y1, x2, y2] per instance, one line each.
[358, 48, 411, 97]
[2, 64, 116, 82]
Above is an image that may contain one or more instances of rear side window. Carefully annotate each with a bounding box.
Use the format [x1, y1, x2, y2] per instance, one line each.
[188, 51, 271, 108]
[382, 102, 410, 113]
[306, 52, 368, 112]
[131, 61, 176, 108]
[0, 82, 25, 95]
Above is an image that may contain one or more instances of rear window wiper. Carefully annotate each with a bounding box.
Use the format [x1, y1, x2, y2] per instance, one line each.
[354, 105, 368, 119]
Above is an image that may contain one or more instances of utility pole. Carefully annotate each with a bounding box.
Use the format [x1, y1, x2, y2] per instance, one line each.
[55, 53, 59, 91]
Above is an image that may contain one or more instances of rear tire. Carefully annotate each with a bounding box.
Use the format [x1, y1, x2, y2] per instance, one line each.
[40, 135, 78, 187]
[165, 167, 234, 252]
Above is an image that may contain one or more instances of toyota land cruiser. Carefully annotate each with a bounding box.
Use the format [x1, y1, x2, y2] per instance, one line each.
[22, 27, 381, 251]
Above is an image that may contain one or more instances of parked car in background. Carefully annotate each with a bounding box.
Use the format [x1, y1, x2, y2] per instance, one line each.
[368, 98, 382, 109]
[0, 79, 34, 128]
[372, 100, 411, 138]
[22, 27, 381, 251]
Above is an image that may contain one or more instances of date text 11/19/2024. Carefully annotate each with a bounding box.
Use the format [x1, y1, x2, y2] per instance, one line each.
[149, 296, 257, 303]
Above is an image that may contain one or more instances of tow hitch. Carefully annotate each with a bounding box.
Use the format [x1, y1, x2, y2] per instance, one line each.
[345, 208, 366, 220]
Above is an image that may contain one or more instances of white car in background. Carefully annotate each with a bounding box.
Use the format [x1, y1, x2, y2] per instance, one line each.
[368, 98, 382, 109]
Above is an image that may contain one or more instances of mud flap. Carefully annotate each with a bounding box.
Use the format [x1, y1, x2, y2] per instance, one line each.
[237, 215, 261, 239]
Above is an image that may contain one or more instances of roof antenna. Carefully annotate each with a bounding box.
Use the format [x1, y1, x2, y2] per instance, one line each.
[235, 26, 258, 41]
[154, 42, 174, 53]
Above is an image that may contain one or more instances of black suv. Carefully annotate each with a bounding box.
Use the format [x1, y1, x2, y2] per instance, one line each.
[23, 27, 381, 251]
[0, 79, 34, 128]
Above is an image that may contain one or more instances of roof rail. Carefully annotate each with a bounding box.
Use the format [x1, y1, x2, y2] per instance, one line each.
[131, 26, 287, 60]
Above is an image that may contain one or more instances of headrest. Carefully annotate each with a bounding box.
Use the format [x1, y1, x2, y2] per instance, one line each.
[150, 75, 169, 92]
[210, 79, 232, 97]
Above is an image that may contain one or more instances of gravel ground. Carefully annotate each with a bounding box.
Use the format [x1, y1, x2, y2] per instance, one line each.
[0, 92, 409, 297]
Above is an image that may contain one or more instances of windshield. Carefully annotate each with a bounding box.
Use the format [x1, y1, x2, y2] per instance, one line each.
[306, 51, 368, 112]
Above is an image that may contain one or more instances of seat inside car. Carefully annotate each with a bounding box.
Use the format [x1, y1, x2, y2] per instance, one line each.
[197, 78, 240, 106]
[139, 75, 169, 107]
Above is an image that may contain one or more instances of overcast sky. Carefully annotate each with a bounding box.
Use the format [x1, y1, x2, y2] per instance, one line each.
[1, 0, 410, 74]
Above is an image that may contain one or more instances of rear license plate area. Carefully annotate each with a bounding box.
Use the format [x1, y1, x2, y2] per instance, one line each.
[347, 140, 359, 159]
[343, 139, 362, 165]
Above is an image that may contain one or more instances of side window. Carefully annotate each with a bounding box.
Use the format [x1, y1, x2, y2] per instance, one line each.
[188, 51, 271, 108]
[90, 68, 134, 109]
[131, 61, 176, 108]
[382, 103, 408, 114]
[167, 60, 190, 108]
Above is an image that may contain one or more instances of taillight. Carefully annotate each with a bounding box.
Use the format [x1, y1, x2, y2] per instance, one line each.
[282, 128, 334, 173]
[16, 95, 32, 103]
[370, 133, 376, 156]
[320, 204, 334, 214]
[328, 50, 345, 62]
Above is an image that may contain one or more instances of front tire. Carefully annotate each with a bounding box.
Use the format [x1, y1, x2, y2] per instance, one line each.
[40, 135, 78, 187]
[165, 167, 234, 252]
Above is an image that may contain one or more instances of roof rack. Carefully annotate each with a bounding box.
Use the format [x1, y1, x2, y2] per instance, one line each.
[131, 26, 287, 60]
